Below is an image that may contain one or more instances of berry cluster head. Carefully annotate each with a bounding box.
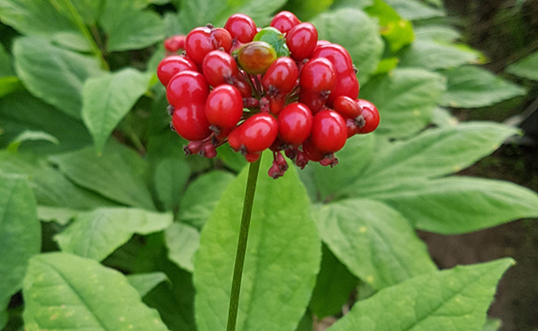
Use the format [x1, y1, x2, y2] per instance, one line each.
[156, 11, 380, 178]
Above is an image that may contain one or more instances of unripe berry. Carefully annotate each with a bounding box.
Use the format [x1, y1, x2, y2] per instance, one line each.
[236, 41, 277, 75]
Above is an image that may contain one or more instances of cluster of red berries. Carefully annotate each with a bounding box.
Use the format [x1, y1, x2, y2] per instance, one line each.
[157, 11, 380, 178]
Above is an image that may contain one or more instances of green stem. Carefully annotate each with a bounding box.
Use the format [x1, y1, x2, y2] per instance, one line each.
[226, 156, 262, 331]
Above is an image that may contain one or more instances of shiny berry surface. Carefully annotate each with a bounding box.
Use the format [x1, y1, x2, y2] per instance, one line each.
[202, 50, 239, 87]
[185, 27, 214, 64]
[241, 113, 278, 153]
[356, 99, 380, 134]
[211, 28, 232, 52]
[262, 57, 299, 95]
[311, 109, 347, 153]
[157, 55, 197, 87]
[224, 14, 257, 43]
[172, 102, 212, 141]
[277, 103, 313, 146]
[164, 35, 186, 53]
[300, 57, 336, 93]
[237, 41, 277, 75]
[311, 43, 354, 74]
[166, 70, 209, 108]
[286, 22, 318, 61]
[270, 11, 301, 33]
[205, 85, 243, 129]
[333, 95, 362, 119]
[327, 70, 359, 105]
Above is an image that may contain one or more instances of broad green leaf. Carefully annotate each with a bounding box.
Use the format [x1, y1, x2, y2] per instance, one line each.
[360, 68, 446, 137]
[71, 0, 104, 25]
[100, 3, 164, 52]
[0, 44, 14, 76]
[38, 206, 80, 225]
[55, 207, 173, 261]
[127, 272, 168, 298]
[282, 0, 334, 21]
[0, 76, 24, 98]
[311, 134, 374, 200]
[441, 66, 527, 108]
[374, 57, 399, 74]
[482, 318, 502, 331]
[194, 153, 321, 331]
[82, 68, 151, 153]
[431, 107, 458, 128]
[365, 0, 414, 53]
[49, 143, 155, 210]
[331, 0, 373, 9]
[317, 199, 436, 289]
[13, 36, 104, 118]
[23, 253, 169, 331]
[309, 245, 358, 319]
[0, 91, 92, 154]
[311, 8, 383, 83]
[0, 174, 40, 324]
[399, 40, 480, 70]
[217, 144, 248, 172]
[7, 130, 59, 153]
[328, 259, 514, 331]
[0, 152, 116, 209]
[355, 122, 519, 188]
[155, 158, 191, 211]
[506, 50, 538, 81]
[178, 170, 235, 229]
[383, 0, 445, 20]
[414, 25, 461, 42]
[0, 0, 89, 51]
[364, 177, 538, 234]
[165, 222, 200, 272]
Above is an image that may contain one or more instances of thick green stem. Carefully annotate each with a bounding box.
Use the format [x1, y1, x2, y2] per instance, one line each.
[226, 156, 262, 331]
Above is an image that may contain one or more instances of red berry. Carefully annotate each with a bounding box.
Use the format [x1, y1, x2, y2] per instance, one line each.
[244, 152, 261, 163]
[202, 50, 239, 87]
[185, 27, 214, 64]
[211, 28, 233, 52]
[262, 56, 299, 95]
[269, 94, 286, 115]
[311, 43, 354, 74]
[172, 101, 212, 141]
[356, 99, 380, 134]
[300, 57, 336, 93]
[227, 125, 244, 151]
[327, 70, 359, 105]
[278, 102, 313, 146]
[164, 35, 186, 53]
[298, 88, 328, 114]
[270, 11, 301, 33]
[302, 138, 324, 162]
[157, 55, 197, 86]
[333, 95, 362, 119]
[224, 14, 257, 43]
[237, 41, 277, 75]
[241, 113, 278, 153]
[311, 109, 347, 153]
[232, 74, 253, 98]
[205, 85, 243, 129]
[345, 118, 360, 138]
[286, 23, 318, 61]
[166, 70, 209, 108]
[200, 142, 217, 158]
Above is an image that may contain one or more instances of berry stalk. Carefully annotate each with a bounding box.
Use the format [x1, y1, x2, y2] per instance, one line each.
[227, 156, 262, 331]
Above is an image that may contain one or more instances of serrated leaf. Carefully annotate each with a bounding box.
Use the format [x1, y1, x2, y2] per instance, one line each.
[0, 91, 92, 154]
[328, 259, 514, 331]
[0, 174, 40, 323]
[13, 36, 104, 119]
[194, 153, 321, 331]
[360, 68, 446, 137]
[155, 158, 191, 211]
[364, 177, 538, 234]
[82, 68, 151, 153]
[55, 207, 173, 261]
[23, 253, 169, 331]
[383, 0, 445, 20]
[311, 8, 383, 83]
[317, 199, 436, 290]
[399, 40, 480, 70]
[49, 143, 155, 210]
[165, 222, 200, 272]
[178, 170, 235, 229]
[506, 50, 538, 81]
[127, 272, 168, 298]
[365, 0, 414, 53]
[441, 66, 527, 108]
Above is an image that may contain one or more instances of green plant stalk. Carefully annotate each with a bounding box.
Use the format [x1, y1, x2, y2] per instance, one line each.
[226, 156, 262, 331]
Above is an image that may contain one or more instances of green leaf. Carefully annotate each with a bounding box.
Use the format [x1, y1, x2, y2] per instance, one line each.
[414, 25, 461, 42]
[165, 222, 200, 272]
[7, 130, 59, 153]
[365, 177, 538, 234]
[331, 0, 373, 9]
[38, 206, 80, 225]
[0, 44, 15, 76]
[55, 207, 173, 261]
[360, 68, 446, 137]
[282, 0, 334, 21]
[482, 318, 502, 331]
[0, 174, 40, 322]
[0, 0, 89, 50]
[383, 0, 445, 20]
[13, 36, 104, 119]
[127, 272, 168, 298]
[399, 40, 480, 70]
[154, 158, 191, 211]
[178, 170, 235, 229]
[506, 50, 538, 81]
[23, 253, 169, 331]
[253, 27, 290, 58]
[100, 3, 164, 52]
[0, 91, 92, 154]
[0, 152, 116, 209]
[217, 144, 248, 172]
[374, 57, 399, 74]
[194, 153, 321, 331]
[309, 245, 358, 319]
[0, 76, 24, 98]
[82, 68, 151, 153]
[441, 66, 527, 108]
[317, 199, 436, 290]
[365, 0, 414, 53]
[431, 107, 458, 128]
[311, 8, 383, 83]
[49, 143, 155, 210]
[327, 259, 514, 331]
[354, 122, 519, 188]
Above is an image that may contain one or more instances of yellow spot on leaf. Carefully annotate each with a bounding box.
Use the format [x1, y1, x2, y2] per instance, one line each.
[366, 275, 374, 283]
[359, 226, 368, 233]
